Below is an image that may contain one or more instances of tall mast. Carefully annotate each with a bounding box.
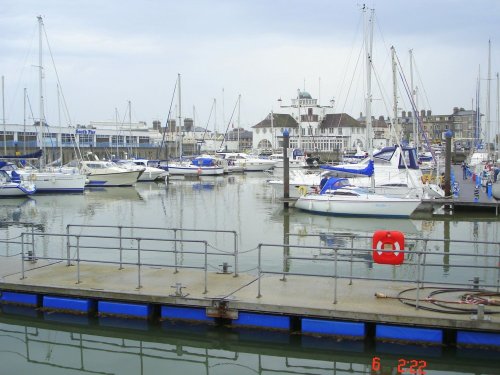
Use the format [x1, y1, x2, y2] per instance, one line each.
[364, 6, 374, 155]
[23, 88, 27, 154]
[486, 40, 491, 154]
[409, 49, 418, 150]
[237, 94, 241, 152]
[128, 100, 132, 158]
[270, 109, 274, 150]
[177, 73, 182, 158]
[38, 16, 45, 167]
[2, 75, 5, 155]
[391, 46, 399, 142]
[58, 84, 62, 164]
[297, 88, 301, 149]
[497, 72, 499, 160]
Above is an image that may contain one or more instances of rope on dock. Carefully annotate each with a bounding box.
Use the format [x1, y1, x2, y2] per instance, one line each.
[384, 287, 500, 314]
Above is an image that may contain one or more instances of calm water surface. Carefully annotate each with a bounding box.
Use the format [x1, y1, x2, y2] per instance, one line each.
[0, 172, 499, 374]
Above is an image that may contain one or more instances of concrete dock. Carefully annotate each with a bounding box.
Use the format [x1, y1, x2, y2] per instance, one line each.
[1, 252, 499, 346]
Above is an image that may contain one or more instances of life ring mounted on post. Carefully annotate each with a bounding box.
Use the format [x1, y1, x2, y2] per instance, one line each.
[372, 230, 405, 265]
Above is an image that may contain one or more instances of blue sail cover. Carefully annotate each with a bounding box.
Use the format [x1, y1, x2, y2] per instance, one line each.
[191, 157, 216, 167]
[320, 159, 374, 177]
[319, 177, 350, 194]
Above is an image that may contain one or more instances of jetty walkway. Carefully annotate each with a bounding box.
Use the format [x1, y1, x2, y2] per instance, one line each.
[0, 223, 499, 349]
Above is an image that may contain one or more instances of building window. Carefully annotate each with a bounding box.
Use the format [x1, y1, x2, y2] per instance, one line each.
[61, 134, 75, 143]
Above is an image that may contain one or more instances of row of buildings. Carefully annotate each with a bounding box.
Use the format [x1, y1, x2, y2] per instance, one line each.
[0, 90, 484, 162]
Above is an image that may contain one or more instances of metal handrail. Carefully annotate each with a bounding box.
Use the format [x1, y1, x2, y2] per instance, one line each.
[66, 224, 239, 276]
[22, 232, 210, 293]
[257, 241, 500, 307]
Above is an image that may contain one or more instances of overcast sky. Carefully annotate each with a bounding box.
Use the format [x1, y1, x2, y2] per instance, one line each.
[1, 0, 499, 133]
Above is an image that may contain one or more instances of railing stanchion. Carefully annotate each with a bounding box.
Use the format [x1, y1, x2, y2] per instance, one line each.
[76, 236, 81, 284]
[415, 251, 422, 310]
[137, 239, 142, 289]
[257, 244, 262, 298]
[234, 231, 239, 277]
[174, 229, 178, 273]
[334, 247, 338, 304]
[66, 225, 71, 266]
[349, 235, 354, 285]
[203, 241, 208, 294]
[119, 226, 123, 270]
[21, 233, 25, 280]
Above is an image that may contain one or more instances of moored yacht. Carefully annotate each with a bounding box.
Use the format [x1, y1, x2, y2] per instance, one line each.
[216, 152, 277, 172]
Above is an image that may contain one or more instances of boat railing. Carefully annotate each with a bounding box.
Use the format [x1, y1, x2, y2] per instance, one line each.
[256, 238, 500, 308]
[19, 231, 240, 293]
[66, 224, 239, 276]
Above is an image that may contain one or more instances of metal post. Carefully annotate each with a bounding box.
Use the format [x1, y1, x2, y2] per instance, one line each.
[137, 239, 142, 289]
[21, 234, 25, 280]
[281, 244, 288, 282]
[76, 236, 81, 284]
[444, 130, 453, 197]
[257, 244, 262, 298]
[66, 225, 71, 266]
[203, 241, 208, 294]
[31, 225, 35, 261]
[415, 251, 422, 310]
[283, 129, 290, 208]
[333, 248, 338, 304]
[174, 229, 178, 273]
[233, 231, 239, 277]
[421, 239, 428, 288]
[349, 236, 354, 285]
[119, 226, 123, 270]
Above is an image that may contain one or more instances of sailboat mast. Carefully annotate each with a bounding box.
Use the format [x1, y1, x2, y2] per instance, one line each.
[409, 49, 419, 150]
[486, 40, 491, 154]
[178, 73, 182, 158]
[364, 7, 374, 155]
[497, 72, 499, 160]
[2, 75, 6, 155]
[58, 84, 62, 164]
[38, 16, 45, 167]
[391, 46, 399, 142]
[237, 94, 241, 152]
[128, 100, 132, 158]
[297, 88, 301, 149]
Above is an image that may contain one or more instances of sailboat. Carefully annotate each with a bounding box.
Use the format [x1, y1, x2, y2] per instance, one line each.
[295, 7, 421, 218]
[12, 16, 87, 193]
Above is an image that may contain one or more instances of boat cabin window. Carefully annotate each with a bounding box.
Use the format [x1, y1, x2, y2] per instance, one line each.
[331, 191, 358, 196]
[374, 149, 394, 162]
[399, 148, 418, 169]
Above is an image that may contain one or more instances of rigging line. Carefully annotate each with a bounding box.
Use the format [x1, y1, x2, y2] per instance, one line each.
[218, 96, 239, 150]
[157, 78, 178, 159]
[370, 59, 417, 187]
[412, 57, 432, 112]
[395, 52, 436, 158]
[335, 43, 364, 130]
[202, 99, 215, 142]
[42, 23, 73, 128]
[334, 12, 364, 120]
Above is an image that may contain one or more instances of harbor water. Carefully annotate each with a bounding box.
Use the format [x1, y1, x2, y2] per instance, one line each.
[0, 172, 499, 374]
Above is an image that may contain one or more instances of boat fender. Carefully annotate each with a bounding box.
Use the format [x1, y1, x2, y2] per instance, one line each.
[372, 230, 405, 265]
[297, 185, 308, 196]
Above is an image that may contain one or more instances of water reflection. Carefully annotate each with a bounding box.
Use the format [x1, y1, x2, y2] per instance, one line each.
[0, 314, 498, 375]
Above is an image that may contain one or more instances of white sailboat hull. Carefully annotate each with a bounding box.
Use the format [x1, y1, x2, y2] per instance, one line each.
[86, 170, 141, 187]
[295, 194, 421, 218]
[20, 171, 86, 193]
[168, 164, 224, 176]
